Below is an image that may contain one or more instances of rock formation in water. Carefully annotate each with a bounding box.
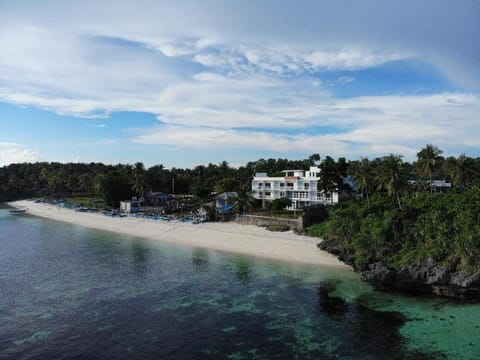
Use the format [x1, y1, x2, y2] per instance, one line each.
[318, 240, 480, 300]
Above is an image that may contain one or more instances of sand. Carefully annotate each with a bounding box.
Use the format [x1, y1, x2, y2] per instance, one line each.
[8, 200, 350, 269]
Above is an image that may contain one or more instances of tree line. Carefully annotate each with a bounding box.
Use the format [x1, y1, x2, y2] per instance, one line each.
[348, 145, 480, 208]
[1, 145, 480, 209]
[0, 157, 323, 206]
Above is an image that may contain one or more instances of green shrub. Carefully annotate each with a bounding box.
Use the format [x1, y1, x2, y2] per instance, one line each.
[265, 224, 291, 232]
[306, 185, 480, 273]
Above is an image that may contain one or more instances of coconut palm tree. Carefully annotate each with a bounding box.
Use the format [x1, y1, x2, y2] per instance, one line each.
[92, 173, 105, 206]
[416, 144, 443, 193]
[377, 154, 405, 209]
[349, 157, 374, 206]
[233, 182, 255, 215]
[444, 154, 477, 191]
[132, 162, 148, 208]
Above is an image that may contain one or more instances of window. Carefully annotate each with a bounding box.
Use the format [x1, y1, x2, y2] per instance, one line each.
[280, 183, 285, 188]
[265, 183, 271, 189]
[304, 183, 309, 190]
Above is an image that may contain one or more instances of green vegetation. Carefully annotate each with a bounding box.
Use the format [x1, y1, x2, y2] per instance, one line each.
[308, 187, 480, 272]
[265, 224, 291, 232]
[308, 144, 480, 273]
[0, 161, 243, 206]
[267, 197, 292, 212]
[0, 156, 323, 212]
[0, 153, 338, 208]
[317, 156, 350, 203]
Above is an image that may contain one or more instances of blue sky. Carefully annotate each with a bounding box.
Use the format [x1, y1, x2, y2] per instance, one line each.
[1, 0, 479, 168]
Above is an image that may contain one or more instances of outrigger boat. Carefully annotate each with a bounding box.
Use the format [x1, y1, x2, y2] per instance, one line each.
[9, 208, 28, 213]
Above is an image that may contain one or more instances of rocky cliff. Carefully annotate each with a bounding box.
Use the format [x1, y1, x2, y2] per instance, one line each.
[318, 240, 480, 300]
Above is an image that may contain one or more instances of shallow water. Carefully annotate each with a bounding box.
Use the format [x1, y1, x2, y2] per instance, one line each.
[1, 208, 479, 359]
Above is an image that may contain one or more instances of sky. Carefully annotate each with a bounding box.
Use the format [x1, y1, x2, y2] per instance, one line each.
[1, 0, 479, 168]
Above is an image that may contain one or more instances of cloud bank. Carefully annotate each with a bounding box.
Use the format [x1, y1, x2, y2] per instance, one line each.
[0, 143, 39, 166]
[0, 0, 479, 163]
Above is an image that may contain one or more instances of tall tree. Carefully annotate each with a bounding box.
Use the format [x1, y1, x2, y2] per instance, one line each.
[233, 182, 256, 215]
[349, 157, 373, 206]
[147, 164, 170, 193]
[416, 144, 444, 193]
[92, 173, 105, 205]
[318, 156, 344, 204]
[308, 153, 321, 166]
[445, 154, 477, 191]
[377, 154, 405, 209]
[215, 177, 239, 194]
[132, 162, 148, 205]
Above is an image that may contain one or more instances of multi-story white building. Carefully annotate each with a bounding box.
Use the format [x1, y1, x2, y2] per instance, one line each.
[251, 166, 339, 210]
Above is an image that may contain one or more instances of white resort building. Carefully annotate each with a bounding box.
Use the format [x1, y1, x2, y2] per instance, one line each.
[251, 167, 339, 210]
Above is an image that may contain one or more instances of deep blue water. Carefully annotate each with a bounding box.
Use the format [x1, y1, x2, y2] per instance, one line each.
[1, 208, 479, 359]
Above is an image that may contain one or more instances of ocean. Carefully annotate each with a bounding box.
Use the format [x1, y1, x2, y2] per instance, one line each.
[1, 207, 479, 359]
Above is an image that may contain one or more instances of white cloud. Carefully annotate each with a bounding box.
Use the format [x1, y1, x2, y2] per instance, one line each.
[303, 48, 406, 71]
[0, 142, 39, 166]
[193, 53, 230, 67]
[134, 125, 349, 154]
[0, 19, 413, 121]
[133, 92, 480, 160]
[151, 41, 196, 57]
[0, 147, 39, 166]
[1, 0, 478, 89]
[336, 76, 355, 84]
[0, 0, 478, 164]
[0, 24, 183, 112]
[190, 45, 406, 76]
[0, 142, 22, 148]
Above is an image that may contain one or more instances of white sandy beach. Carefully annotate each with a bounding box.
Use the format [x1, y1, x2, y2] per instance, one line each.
[8, 200, 349, 269]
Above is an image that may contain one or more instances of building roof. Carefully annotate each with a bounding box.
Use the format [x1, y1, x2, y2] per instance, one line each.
[215, 192, 238, 200]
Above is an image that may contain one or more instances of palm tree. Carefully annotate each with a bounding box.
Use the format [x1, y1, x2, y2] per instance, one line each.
[416, 144, 443, 193]
[219, 160, 230, 177]
[92, 173, 105, 206]
[48, 169, 66, 198]
[132, 162, 148, 208]
[455, 154, 476, 190]
[349, 157, 373, 206]
[377, 154, 405, 209]
[233, 182, 255, 215]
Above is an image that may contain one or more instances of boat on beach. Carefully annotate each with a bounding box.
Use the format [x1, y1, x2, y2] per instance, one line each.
[9, 208, 28, 213]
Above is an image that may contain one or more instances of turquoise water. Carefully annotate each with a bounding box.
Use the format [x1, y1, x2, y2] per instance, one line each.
[1, 208, 479, 359]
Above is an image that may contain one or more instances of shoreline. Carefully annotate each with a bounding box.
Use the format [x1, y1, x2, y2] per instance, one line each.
[7, 200, 350, 269]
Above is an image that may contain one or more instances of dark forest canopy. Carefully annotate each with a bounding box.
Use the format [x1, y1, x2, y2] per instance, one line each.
[0, 155, 324, 204]
[1, 145, 480, 207]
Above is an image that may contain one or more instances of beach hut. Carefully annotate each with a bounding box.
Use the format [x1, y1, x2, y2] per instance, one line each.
[215, 192, 237, 210]
[120, 200, 141, 214]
